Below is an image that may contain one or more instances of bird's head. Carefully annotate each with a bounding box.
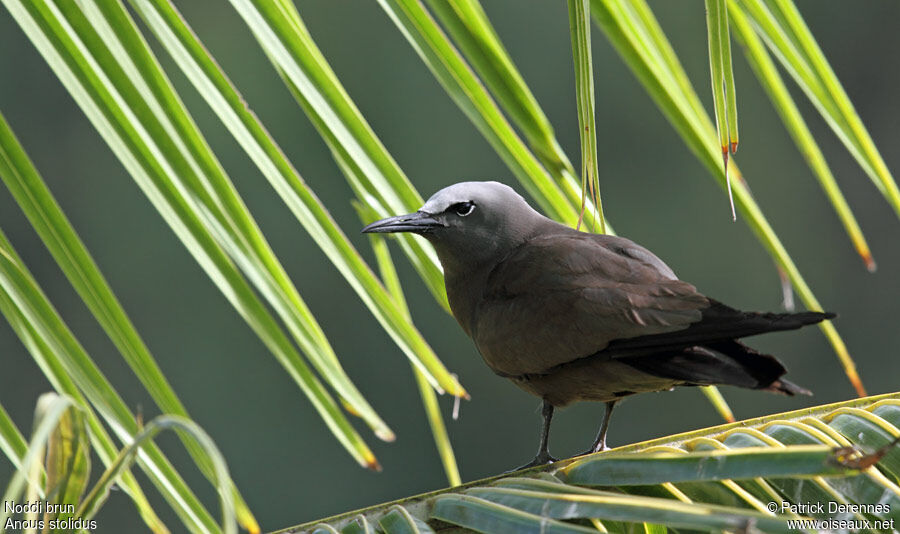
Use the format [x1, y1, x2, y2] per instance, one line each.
[362, 181, 546, 272]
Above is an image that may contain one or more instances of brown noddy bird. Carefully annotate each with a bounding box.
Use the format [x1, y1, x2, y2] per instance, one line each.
[363, 181, 831, 468]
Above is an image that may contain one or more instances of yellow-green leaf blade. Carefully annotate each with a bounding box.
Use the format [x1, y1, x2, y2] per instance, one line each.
[0, 403, 28, 474]
[423, 0, 599, 222]
[2, 0, 385, 469]
[361, 211, 460, 487]
[77, 0, 393, 445]
[42, 403, 90, 527]
[568, 0, 605, 233]
[131, 0, 465, 400]
[705, 0, 737, 219]
[77, 415, 238, 534]
[700, 386, 735, 423]
[719, 0, 739, 153]
[561, 446, 856, 486]
[769, 0, 900, 218]
[457, 487, 794, 533]
[432, 494, 601, 534]
[0, 109, 259, 532]
[728, 2, 874, 271]
[376, 0, 576, 224]
[590, 0, 865, 396]
[1, 394, 75, 533]
[0, 230, 215, 533]
[739, 0, 900, 219]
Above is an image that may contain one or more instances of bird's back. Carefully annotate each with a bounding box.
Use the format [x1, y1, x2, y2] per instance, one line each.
[457, 228, 709, 379]
[448, 226, 824, 406]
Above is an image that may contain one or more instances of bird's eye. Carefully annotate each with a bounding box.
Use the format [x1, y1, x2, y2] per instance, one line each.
[453, 201, 475, 217]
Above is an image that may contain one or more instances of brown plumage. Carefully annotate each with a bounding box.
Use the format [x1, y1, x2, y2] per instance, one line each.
[363, 181, 831, 468]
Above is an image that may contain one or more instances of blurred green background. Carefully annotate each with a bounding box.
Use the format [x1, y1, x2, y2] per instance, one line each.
[0, 1, 898, 532]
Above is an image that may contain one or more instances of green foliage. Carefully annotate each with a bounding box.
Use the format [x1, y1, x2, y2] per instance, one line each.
[0, 0, 896, 531]
[288, 393, 900, 534]
[1, 394, 240, 534]
[704, 0, 738, 218]
[568, 0, 605, 233]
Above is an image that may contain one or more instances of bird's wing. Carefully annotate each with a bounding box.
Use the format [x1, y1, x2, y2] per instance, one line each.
[472, 233, 709, 376]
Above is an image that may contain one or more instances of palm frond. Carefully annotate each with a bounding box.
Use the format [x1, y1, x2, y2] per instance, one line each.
[736, 0, 900, 219]
[590, 0, 866, 396]
[0, 107, 259, 530]
[1, 0, 396, 468]
[0, 225, 215, 532]
[728, 3, 874, 270]
[286, 392, 900, 533]
[568, 0, 605, 233]
[376, 0, 577, 224]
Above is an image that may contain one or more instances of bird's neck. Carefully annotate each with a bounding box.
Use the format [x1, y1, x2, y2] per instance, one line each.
[437, 215, 563, 337]
[441, 257, 494, 339]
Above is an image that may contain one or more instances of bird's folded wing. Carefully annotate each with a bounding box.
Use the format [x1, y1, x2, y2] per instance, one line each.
[473, 233, 709, 376]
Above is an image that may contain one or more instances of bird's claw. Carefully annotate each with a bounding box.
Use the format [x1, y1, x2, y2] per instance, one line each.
[508, 451, 558, 473]
[579, 443, 610, 457]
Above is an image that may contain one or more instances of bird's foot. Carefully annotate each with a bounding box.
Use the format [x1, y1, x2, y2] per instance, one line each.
[579, 443, 610, 457]
[508, 451, 558, 472]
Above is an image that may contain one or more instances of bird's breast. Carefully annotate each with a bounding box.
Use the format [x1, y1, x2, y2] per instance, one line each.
[443, 267, 489, 340]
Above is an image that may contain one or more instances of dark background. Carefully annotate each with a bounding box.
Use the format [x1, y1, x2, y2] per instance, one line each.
[1, 1, 898, 532]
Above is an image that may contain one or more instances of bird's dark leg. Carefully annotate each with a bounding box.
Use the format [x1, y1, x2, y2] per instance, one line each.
[513, 400, 558, 470]
[585, 401, 618, 454]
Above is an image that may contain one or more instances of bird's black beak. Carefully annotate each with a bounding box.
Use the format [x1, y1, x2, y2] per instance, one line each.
[361, 211, 445, 234]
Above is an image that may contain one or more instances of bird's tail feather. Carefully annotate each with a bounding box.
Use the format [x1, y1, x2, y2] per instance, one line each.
[621, 340, 812, 395]
[765, 378, 812, 396]
[699, 300, 835, 339]
[605, 301, 834, 357]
